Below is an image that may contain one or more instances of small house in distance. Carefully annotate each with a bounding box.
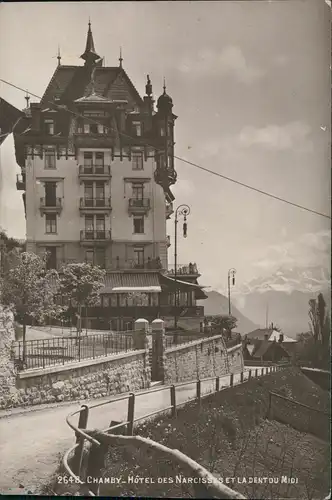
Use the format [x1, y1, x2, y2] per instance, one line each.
[243, 329, 294, 363]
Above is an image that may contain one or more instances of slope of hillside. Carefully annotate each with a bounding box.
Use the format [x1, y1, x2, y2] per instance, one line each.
[198, 290, 259, 334]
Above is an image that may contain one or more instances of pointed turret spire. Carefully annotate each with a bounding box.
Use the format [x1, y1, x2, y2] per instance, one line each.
[80, 20, 101, 65]
[146, 75, 152, 97]
[163, 77, 166, 94]
[57, 46, 61, 67]
[119, 47, 123, 68]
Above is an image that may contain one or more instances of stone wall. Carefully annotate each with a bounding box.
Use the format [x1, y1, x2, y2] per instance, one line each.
[0, 349, 150, 409]
[164, 335, 244, 384]
[0, 306, 17, 407]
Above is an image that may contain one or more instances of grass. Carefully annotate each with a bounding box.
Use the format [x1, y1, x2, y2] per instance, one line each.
[46, 367, 330, 498]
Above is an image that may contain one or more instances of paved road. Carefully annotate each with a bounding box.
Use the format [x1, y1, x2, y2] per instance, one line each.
[0, 367, 263, 494]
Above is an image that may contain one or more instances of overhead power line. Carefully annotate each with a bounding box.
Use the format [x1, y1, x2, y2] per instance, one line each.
[0, 77, 330, 220]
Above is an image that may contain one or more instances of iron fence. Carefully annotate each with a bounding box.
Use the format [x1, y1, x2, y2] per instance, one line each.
[13, 332, 134, 371]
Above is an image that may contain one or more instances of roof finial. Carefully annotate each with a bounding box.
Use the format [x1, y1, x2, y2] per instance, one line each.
[88, 17, 91, 30]
[163, 77, 166, 94]
[119, 47, 123, 68]
[57, 46, 61, 66]
[81, 19, 100, 64]
[146, 75, 152, 97]
[25, 92, 30, 108]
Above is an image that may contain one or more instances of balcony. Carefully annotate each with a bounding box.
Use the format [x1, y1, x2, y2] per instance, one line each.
[16, 173, 25, 191]
[39, 197, 62, 215]
[166, 201, 174, 219]
[80, 230, 111, 245]
[128, 198, 151, 214]
[79, 198, 112, 213]
[78, 165, 111, 180]
[112, 257, 163, 271]
[167, 263, 200, 277]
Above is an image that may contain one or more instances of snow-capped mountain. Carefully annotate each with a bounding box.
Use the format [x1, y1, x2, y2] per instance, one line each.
[229, 266, 330, 336]
[238, 266, 330, 295]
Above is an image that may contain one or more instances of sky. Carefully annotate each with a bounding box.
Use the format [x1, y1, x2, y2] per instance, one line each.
[0, 0, 330, 293]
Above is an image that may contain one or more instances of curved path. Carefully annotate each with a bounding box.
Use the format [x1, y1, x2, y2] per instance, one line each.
[0, 368, 261, 495]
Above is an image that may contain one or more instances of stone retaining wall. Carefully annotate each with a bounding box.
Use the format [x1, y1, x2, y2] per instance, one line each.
[0, 348, 150, 409]
[164, 335, 244, 384]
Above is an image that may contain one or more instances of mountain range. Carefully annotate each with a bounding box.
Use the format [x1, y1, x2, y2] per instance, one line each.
[227, 265, 330, 337]
[197, 291, 259, 334]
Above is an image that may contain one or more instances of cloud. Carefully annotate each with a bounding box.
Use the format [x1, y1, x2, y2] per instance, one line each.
[200, 121, 313, 159]
[238, 122, 312, 152]
[179, 46, 265, 84]
[252, 230, 331, 273]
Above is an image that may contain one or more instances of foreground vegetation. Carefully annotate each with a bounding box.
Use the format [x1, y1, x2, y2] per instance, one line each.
[47, 367, 330, 499]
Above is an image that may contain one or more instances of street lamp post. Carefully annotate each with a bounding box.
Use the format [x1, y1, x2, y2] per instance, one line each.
[228, 268, 237, 316]
[174, 204, 190, 329]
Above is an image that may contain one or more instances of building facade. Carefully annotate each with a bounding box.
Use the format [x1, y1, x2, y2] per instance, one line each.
[14, 23, 206, 329]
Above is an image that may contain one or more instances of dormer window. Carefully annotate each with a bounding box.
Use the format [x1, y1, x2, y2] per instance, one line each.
[132, 121, 142, 137]
[45, 119, 54, 135]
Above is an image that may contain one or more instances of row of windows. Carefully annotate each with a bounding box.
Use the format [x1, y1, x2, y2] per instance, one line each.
[42, 117, 171, 138]
[37, 149, 144, 171]
[44, 214, 145, 234]
[42, 180, 146, 202]
[44, 246, 150, 271]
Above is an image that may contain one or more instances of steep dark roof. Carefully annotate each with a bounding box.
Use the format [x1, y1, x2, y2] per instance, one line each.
[41, 66, 143, 107]
[252, 339, 290, 359]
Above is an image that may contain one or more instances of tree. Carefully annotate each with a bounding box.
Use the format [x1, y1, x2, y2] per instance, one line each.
[59, 262, 106, 335]
[0, 229, 24, 276]
[306, 293, 330, 368]
[207, 315, 238, 338]
[0, 252, 61, 360]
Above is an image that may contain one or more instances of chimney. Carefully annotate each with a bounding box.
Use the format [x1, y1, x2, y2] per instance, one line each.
[30, 103, 41, 130]
[278, 334, 284, 343]
[264, 334, 269, 340]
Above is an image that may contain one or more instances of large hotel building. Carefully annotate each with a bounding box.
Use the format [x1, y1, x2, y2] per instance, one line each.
[13, 23, 207, 330]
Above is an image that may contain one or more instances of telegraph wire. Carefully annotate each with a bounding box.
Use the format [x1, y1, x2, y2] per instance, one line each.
[0, 77, 331, 220]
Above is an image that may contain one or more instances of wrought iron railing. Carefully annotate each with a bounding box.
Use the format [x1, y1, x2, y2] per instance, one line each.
[13, 332, 134, 371]
[40, 197, 62, 208]
[80, 198, 111, 208]
[167, 263, 199, 275]
[79, 165, 111, 175]
[128, 198, 150, 209]
[80, 230, 111, 241]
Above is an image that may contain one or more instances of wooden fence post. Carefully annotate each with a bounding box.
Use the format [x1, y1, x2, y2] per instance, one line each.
[73, 405, 89, 475]
[230, 373, 234, 387]
[170, 385, 177, 418]
[240, 371, 244, 383]
[248, 370, 252, 380]
[127, 393, 135, 436]
[255, 368, 258, 377]
[215, 376, 220, 392]
[196, 380, 201, 405]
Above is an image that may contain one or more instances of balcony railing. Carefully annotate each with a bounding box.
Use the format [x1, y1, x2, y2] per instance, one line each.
[80, 230, 111, 242]
[168, 263, 200, 276]
[78, 165, 111, 176]
[16, 174, 25, 191]
[113, 257, 163, 271]
[128, 198, 151, 213]
[40, 197, 62, 214]
[79, 198, 111, 209]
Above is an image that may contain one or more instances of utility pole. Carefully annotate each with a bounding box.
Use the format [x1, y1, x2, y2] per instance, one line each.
[174, 204, 190, 329]
[227, 268, 236, 316]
